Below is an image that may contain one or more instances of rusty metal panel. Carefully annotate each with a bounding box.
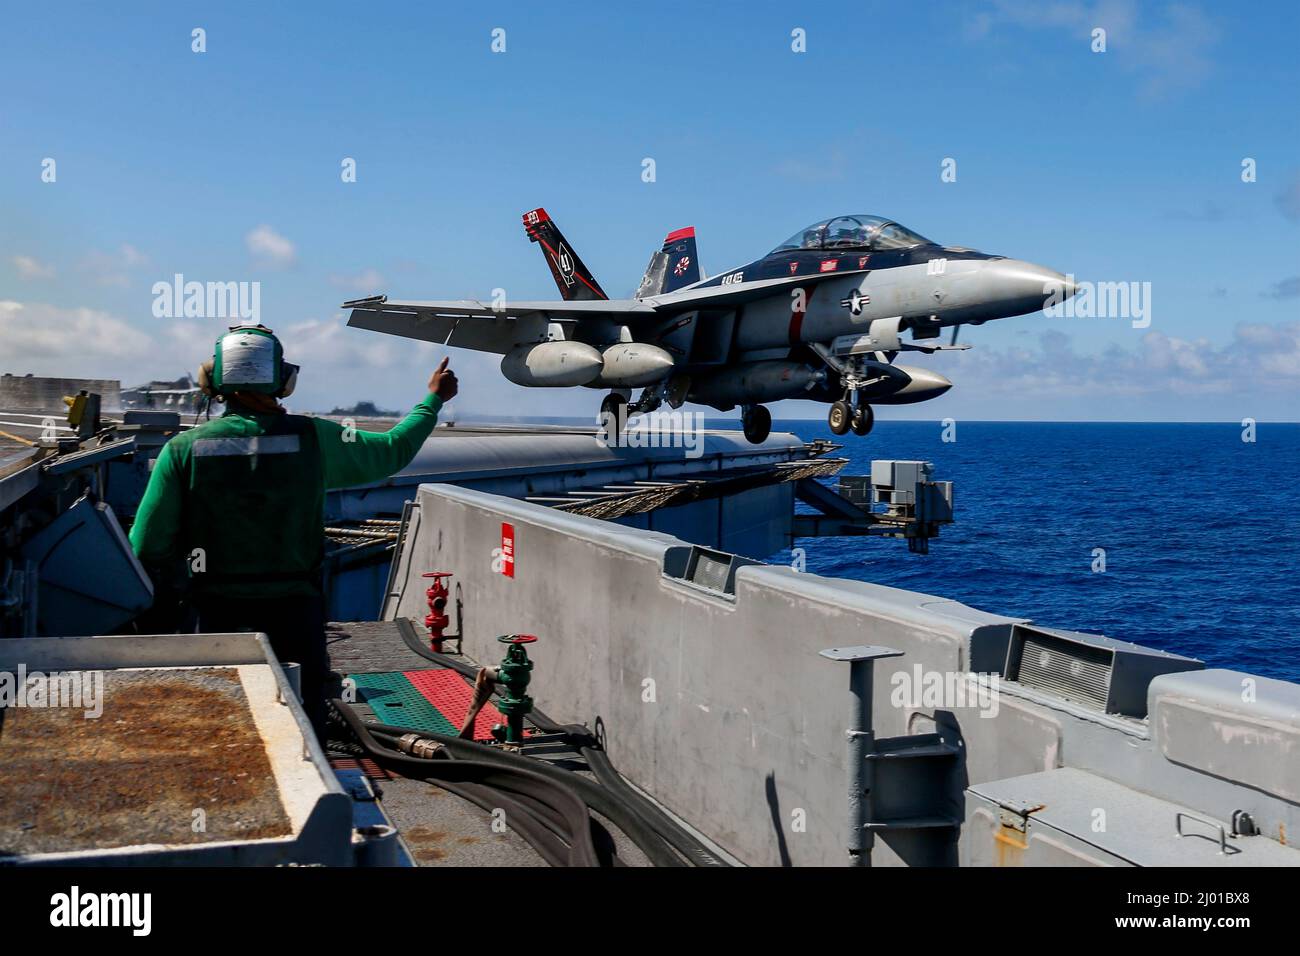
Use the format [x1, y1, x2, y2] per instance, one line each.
[0, 633, 353, 866]
[0, 668, 291, 856]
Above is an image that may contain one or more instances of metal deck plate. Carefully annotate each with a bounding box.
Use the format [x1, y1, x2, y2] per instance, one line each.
[0, 667, 293, 856]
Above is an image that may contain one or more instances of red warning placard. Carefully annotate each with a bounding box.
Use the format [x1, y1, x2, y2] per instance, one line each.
[500, 522, 515, 577]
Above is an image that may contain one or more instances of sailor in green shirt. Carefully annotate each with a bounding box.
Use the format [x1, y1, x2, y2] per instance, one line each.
[129, 324, 458, 732]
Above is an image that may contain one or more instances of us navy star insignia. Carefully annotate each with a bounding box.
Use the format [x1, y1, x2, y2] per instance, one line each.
[840, 289, 870, 315]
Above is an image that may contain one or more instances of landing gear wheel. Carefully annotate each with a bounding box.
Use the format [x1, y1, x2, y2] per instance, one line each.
[850, 403, 874, 436]
[828, 400, 852, 436]
[742, 404, 772, 444]
[599, 393, 628, 434]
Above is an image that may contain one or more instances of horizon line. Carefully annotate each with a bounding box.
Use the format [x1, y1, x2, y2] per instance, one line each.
[417, 414, 1300, 426]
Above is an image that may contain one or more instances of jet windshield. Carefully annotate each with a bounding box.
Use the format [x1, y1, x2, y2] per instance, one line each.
[769, 215, 932, 254]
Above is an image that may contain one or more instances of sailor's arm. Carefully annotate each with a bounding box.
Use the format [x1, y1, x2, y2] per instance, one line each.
[316, 358, 458, 490]
[128, 440, 185, 565]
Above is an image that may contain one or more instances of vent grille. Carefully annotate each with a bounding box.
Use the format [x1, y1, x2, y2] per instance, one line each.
[689, 550, 731, 592]
[1015, 632, 1113, 711]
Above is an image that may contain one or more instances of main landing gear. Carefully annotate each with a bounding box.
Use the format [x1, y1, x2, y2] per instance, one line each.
[828, 394, 874, 437]
[602, 379, 682, 433]
[741, 404, 771, 444]
[599, 392, 628, 431]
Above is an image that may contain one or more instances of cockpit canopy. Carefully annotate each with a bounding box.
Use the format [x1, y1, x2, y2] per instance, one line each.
[769, 215, 933, 255]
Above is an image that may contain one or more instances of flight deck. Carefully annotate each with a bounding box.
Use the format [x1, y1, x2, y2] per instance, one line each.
[0, 388, 1296, 868]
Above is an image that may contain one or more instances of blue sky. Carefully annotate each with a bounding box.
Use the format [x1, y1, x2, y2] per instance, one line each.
[1, 1, 1297, 420]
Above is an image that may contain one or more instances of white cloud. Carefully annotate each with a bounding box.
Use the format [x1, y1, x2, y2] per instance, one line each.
[0, 303, 517, 418]
[245, 224, 297, 268]
[967, 0, 1219, 100]
[944, 322, 1300, 404]
[119, 243, 148, 268]
[274, 314, 517, 416]
[278, 314, 439, 370]
[9, 300, 1291, 422]
[328, 268, 386, 293]
[0, 300, 152, 366]
[0, 303, 223, 389]
[1138, 4, 1217, 99]
[11, 255, 55, 280]
[80, 243, 150, 287]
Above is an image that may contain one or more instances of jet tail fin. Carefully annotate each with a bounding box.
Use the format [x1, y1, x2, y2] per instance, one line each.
[522, 207, 607, 301]
[636, 226, 701, 297]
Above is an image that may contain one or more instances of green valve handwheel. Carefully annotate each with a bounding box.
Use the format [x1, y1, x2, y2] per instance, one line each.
[494, 635, 536, 745]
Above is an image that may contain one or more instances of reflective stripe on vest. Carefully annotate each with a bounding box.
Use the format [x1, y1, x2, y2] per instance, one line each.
[192, 434, 301, 457]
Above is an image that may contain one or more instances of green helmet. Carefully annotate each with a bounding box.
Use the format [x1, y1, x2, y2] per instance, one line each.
[209, 324, 299, 397]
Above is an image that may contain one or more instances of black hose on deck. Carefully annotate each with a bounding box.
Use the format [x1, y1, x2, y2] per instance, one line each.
[438, 782, 571, 868]
[330, 699, 599, 867]
[334, 701, 577, 866]
[393, 624, 730, 866]
[365, 720, 685, 868]
[579, 746, 731, 868]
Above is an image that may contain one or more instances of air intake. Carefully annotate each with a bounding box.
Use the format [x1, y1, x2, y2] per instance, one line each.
[688, 548, 732, 591]
[662, 545, 758, 597]
[1013, 629, 1112, 710]
[1005, 624, 1203, 718]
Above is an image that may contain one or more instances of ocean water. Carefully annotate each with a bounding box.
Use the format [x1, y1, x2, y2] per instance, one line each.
[756, 420, 1300, 684]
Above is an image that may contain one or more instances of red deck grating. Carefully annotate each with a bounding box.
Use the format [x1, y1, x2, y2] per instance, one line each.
[404, 669, 528, 742]
[330, 756, 394, 781]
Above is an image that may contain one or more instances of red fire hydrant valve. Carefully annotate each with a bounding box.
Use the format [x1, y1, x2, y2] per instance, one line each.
[421, 571, 453, 651]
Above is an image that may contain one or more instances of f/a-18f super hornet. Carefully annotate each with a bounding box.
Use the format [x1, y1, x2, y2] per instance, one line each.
[344, 209, 1078, 443]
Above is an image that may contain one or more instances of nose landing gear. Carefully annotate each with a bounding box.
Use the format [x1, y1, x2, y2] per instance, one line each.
[851, 402, 874, 436]
[828, 393, 874, 436]
[828, 400, 852, 435]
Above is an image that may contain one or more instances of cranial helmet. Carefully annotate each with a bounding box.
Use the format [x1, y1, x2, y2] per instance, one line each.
[198, 324, 299, 398]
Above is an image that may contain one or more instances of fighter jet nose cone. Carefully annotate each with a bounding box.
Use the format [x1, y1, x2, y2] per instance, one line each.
[1047, 270, 1080, 299]
[982, 260, 1079, 314]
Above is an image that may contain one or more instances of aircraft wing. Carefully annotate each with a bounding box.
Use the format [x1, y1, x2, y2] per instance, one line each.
[344, 295, 657, 355]
[345, 268, 866, 354]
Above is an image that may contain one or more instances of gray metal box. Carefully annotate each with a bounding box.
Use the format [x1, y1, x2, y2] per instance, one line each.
[871, 460, 931, 504]
[870, 459, 928, 489]
[1004, 624, 1203, 718]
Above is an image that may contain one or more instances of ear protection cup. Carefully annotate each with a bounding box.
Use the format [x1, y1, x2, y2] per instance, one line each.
[197, 359, 218, 397]
[278, 363, 299, 399]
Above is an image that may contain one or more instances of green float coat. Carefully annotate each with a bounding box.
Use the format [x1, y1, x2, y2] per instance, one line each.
[129, 394, 442, 599]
